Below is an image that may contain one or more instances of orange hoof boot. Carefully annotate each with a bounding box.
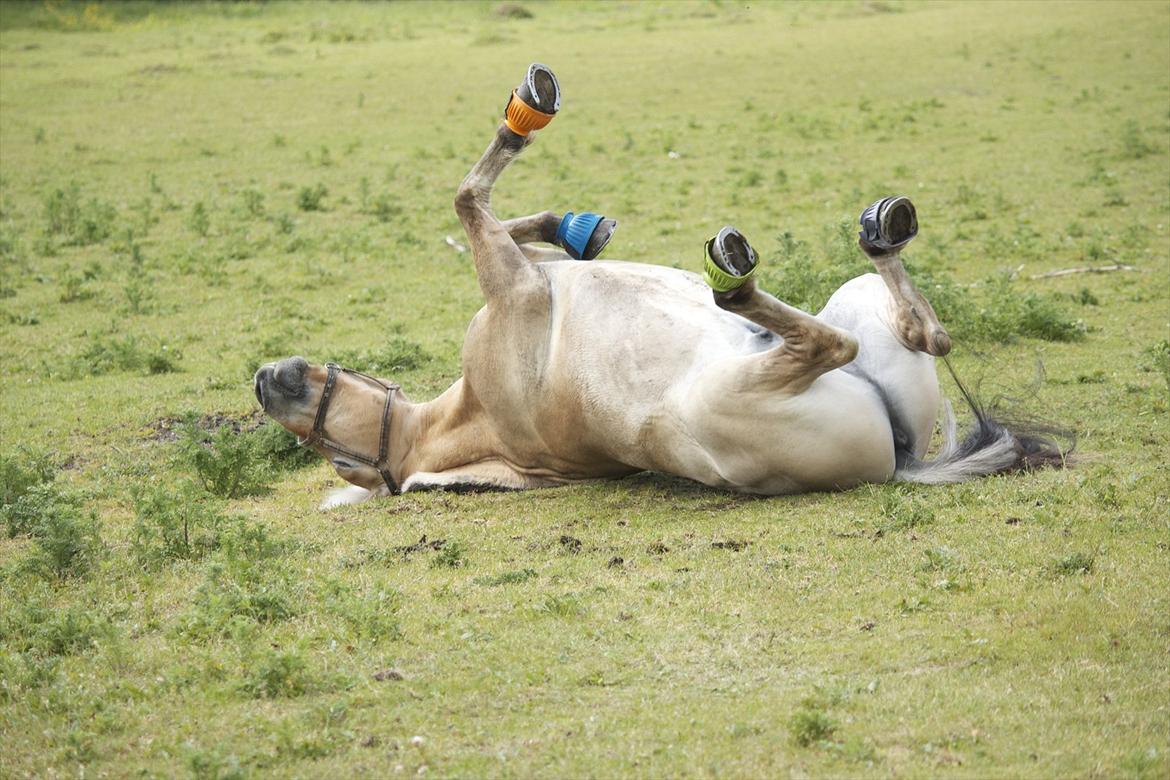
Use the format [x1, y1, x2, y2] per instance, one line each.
[504, 63, 561, 135]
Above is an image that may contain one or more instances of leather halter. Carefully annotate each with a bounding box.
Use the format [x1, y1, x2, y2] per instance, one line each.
[298, 362, 401, 494]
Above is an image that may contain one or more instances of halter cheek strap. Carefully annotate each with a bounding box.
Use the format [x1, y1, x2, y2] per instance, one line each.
[299, 362, 401, 494]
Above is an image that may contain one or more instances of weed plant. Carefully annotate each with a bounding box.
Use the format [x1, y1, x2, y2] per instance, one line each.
[329, 337, 431, 374]
[42, 183, 116, 247]
[0, 448, 55, 509]
[176, 416, 274, 498]
[57, 334, 179, 378]
[296, 183, 328, 212]
[2, 484, 103, 579]
[131, 480, 235, 566]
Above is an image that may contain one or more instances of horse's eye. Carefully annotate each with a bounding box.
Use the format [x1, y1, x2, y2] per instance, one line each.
[332, 458, 358, 470]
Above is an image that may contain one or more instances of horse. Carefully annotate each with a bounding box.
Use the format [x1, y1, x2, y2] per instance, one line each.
[253, 64, 1063, 508]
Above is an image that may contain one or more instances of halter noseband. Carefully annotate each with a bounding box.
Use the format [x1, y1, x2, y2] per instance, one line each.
[298, 362, 401, 494]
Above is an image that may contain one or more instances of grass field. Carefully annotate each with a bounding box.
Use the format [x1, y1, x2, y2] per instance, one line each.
[1, 1, 1168, 777]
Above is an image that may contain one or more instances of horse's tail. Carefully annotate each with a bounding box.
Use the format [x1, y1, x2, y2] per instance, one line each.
[893, 357, 1072, 485]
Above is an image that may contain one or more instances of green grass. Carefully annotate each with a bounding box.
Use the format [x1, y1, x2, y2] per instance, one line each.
[1, 1, 1168, 777]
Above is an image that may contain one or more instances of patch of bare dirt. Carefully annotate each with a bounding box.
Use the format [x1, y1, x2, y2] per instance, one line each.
[145, 410, 265, 442]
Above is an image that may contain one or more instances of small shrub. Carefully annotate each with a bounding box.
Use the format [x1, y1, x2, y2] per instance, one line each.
[248, 422, 317, 471]
[3, 654, 62, 695]
[220, 517, 288, 562]
[0, 603, 102, 657]
[367, 192, 401, 223]
[789, 706, 836, 747]
[60, 334, 179, 378]
[918, 546, 960, 573]
[241, 649, 312, 698]
[431, 540, 467, 568]
[2, 482, 76, 538]
[239, 188, 265, 219]
[1119, 119, 1156, 159]
[330, 337, 431, 374]
[296, 183, 328, 212]
[189, 201, 210, 237]
[321, 580, 403, 641]
[274, 212, 296, 234]
[878, 486, 932, 531]
[43, 183, 116, 246]
[538, 593, 584, 617]
[1074, 287, 1099, 306]
[34, 512, 103, 579]
[474, 568, 538, 586]
[4, 485, 104, 579]
[122, 275, 154, 314]
[181, 558, 296, 639]
[176, 416, 273, 498]
[58, 270, 95, 303]
[0, 448, 55, 510]
[1048, 551, 1094, 577]
[1144, 340, 1170, 394]
[131, 480, 232, 566]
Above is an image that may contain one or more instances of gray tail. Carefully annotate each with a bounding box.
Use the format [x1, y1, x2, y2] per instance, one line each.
[894, 357, 1072, 485]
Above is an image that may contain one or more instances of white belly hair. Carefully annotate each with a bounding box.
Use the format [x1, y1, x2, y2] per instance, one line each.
[488, 260, 899, 493]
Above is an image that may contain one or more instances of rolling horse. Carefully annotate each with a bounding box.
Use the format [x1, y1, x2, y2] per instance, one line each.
[254, 64, 1064, 508]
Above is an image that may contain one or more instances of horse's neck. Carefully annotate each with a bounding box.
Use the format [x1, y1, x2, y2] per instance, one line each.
[393, 377, 494, 479]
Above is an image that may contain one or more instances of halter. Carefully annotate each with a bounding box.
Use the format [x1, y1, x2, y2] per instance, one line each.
[298, 362, 401, 494]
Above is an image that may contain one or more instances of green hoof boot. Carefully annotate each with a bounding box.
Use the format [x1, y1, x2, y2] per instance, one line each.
[703, 226, 758, 292]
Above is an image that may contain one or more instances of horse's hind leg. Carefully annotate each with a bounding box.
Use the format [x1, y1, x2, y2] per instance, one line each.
[706, 228, 858, 394]
[857, 196, 951, 356]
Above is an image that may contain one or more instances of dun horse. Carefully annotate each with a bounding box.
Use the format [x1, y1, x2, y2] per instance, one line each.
[254, 64, 1064, 507]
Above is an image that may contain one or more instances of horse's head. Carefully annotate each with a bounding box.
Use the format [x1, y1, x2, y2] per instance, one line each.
[254, 356, 402, 495]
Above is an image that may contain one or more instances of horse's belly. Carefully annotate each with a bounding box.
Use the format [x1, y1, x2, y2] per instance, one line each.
[535, 263, 771, 462]
[668, 371, 897, 493]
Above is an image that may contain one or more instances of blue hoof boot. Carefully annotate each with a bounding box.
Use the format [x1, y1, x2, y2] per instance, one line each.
[556, 211, 616, 261]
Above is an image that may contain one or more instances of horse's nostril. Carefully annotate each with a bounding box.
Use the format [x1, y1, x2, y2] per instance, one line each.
[273, 356, 308, 393]
[254, 366, 272, 408]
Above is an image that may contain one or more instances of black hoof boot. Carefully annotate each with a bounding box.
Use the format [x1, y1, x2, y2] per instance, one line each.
[703, 226, 759, 293]
[582, 217, 616, 261]
[516, 63, 561, 115]
[859, 196, 918, 255]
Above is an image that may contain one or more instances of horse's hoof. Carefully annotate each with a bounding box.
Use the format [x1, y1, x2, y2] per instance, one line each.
[858, 195, 918, 255]
[703, 226, 759, 292]
[556, 212, 615, 261]
[504, 63, 560, 136]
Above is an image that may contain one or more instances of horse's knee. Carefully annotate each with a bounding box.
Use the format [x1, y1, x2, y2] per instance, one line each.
[837, 330, 859, 366]
[535, 210, 559, 242]
[454, 181, 480, 218]
[796, 326, 857, 370]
